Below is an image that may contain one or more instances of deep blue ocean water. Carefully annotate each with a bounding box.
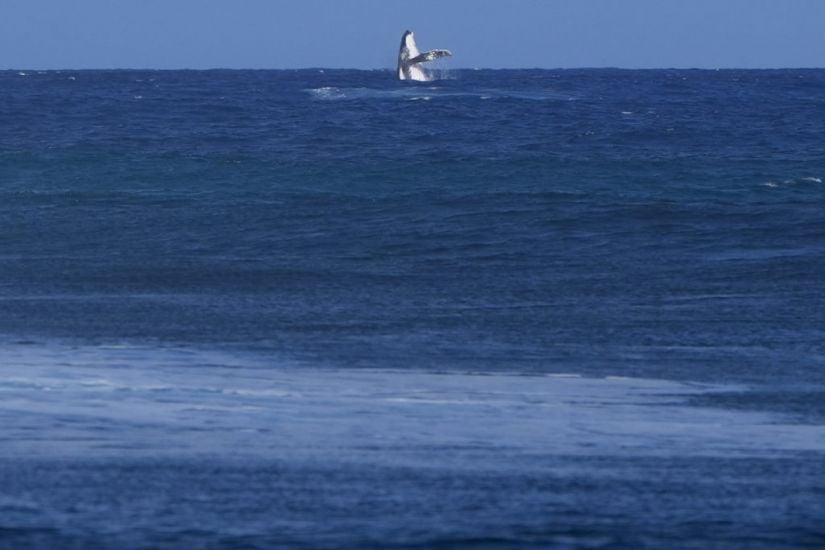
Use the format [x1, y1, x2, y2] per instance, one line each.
[1, 69, 825, 548]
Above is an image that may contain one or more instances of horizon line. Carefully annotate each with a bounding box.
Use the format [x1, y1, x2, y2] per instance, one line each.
[4, 66, 825, 72]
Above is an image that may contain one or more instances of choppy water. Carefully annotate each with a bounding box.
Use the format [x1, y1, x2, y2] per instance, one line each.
[1, 69, 824, 548]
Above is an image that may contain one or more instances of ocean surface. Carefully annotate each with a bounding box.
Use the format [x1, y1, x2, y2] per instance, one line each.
[1, 68, 824, 548]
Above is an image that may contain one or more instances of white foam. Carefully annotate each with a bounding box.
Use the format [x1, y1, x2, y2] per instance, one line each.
[306, 86, 569, 102]
[1, 344, 823, 466]
[761, 176, 822, 188]
[305, 86, 346, 100]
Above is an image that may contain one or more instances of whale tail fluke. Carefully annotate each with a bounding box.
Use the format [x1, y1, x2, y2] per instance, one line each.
[397, 31, 452, 81]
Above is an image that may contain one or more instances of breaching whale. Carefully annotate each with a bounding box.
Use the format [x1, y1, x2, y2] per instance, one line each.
[397, 30, 452, 81]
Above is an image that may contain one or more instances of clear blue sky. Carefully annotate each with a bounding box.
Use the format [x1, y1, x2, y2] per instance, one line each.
[2, 0, 823, 69]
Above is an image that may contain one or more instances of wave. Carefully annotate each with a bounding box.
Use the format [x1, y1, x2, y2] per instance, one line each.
[761, 176, 823, 188]
[306, 86, 572, 102]
[3, 341, 824, 460]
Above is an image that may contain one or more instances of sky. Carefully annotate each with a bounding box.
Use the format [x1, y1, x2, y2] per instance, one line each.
[1, 0, 824, 70]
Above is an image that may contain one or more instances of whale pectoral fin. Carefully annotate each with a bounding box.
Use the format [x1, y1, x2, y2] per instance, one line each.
[408, 49, 452, 64]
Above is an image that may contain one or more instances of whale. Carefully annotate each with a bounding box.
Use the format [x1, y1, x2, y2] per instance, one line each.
[397, 30, 452, 81]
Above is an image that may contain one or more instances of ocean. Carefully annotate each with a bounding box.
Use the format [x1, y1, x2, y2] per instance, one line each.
[1, 68, 824, 548]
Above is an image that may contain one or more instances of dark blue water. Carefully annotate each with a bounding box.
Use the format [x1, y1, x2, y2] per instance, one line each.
[1, 69, 824, 548]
